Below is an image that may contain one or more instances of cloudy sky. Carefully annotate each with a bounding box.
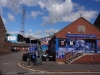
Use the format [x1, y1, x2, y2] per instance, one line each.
[0, 0, 100, 38]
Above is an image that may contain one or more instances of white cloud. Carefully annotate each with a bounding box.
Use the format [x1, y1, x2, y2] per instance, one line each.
[31, 11, 43, 18]
[44, 28, 59, 35]
[24, 28, 59, 38]
[35, 30, 42, 35]
[28, 29, 32, 33]
[62, 10, 98, 22]
[7, 13, 15, 22]
[7, 28, 59, 38]
[20, 0, 38, 6]
[40, 0, 98, 25]
[0, 0, 21, 14]
[0, 6, 3, 14]
[25, 32, 42, 39]
[32, 34, 42, 38]
[0, 0, 98, 25]
[7, 31, 19, 34]
[80, 10, 98, 21]
[23, 29, 42, 38]
[38, 1, 46, 9]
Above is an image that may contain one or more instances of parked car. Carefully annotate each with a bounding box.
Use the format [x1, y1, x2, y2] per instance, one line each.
[42, 53, 48, 61]
[41, 53, 53, 61]
[22, 52, 34, 61]
[11, 49, 19, 52]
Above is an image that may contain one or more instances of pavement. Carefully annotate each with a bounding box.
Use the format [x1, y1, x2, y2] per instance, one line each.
[19, 60, 100, 73]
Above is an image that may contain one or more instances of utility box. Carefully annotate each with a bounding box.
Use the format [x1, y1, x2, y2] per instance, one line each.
[35, 57, 42, 65]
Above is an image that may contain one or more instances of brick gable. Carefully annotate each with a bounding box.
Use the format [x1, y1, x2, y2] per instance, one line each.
[55, 17, 100, 39]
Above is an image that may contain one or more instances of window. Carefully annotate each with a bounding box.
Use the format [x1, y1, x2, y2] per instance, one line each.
[58, 39, 66, 47]
[67, 39, 75, 47]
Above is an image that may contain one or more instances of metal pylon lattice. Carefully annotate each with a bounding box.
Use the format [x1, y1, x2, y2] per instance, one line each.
[20, 7, 25, 36]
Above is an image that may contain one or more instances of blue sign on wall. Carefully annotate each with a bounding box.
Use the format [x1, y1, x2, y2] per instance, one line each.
[66, 34, 97, 38]
[29, 47, 34, 52]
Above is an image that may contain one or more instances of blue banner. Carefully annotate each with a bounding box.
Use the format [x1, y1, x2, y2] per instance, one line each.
[66, 34, 97, 38]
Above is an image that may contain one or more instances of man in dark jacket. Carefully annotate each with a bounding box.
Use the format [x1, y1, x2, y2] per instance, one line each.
[32, 54, 36, 64]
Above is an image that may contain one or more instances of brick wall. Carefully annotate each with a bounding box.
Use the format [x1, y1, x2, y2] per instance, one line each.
[73, 54, 100, 64]
[0, 17, 5, 49]
[56, 58, 65, 62]
[65, 52, 73, 60]
[4, 41, 11, 53]
[0, 15, 6, 55]
[0, 15, 12, 55]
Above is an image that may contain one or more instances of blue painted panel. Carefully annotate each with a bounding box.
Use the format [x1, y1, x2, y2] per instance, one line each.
[41, 45, 48, 51]
[56, 38, 58, 51]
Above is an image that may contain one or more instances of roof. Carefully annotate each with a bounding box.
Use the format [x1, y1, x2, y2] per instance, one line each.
[94, 13, 100, 29]
[11, 43, 30, 47]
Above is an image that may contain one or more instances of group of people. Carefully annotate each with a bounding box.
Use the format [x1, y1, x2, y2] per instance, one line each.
[28, 50, 38, 65]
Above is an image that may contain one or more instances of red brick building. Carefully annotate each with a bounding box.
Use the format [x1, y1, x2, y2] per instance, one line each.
[0, 15, 11, 55]
[49, 16, 100, 62]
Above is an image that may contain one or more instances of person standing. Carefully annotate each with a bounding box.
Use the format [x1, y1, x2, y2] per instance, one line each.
[32, 51, 36, 65]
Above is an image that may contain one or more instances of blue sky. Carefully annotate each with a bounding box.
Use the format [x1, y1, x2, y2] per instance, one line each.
[0, 0, 100, 38]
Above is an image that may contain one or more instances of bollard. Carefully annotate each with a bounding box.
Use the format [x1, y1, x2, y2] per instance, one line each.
[27, 58, 31, 66]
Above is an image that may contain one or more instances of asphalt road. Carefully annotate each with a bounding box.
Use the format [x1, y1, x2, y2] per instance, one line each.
[0, 51, 33, 74]
[0, 51, 100, 75]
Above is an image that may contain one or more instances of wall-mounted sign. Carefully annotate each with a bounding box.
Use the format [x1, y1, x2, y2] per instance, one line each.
[8, 36, 16, 40]
[66, 34, 97, 38]
[41, 38, 51, 45]
[78, 25, 85, 33]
